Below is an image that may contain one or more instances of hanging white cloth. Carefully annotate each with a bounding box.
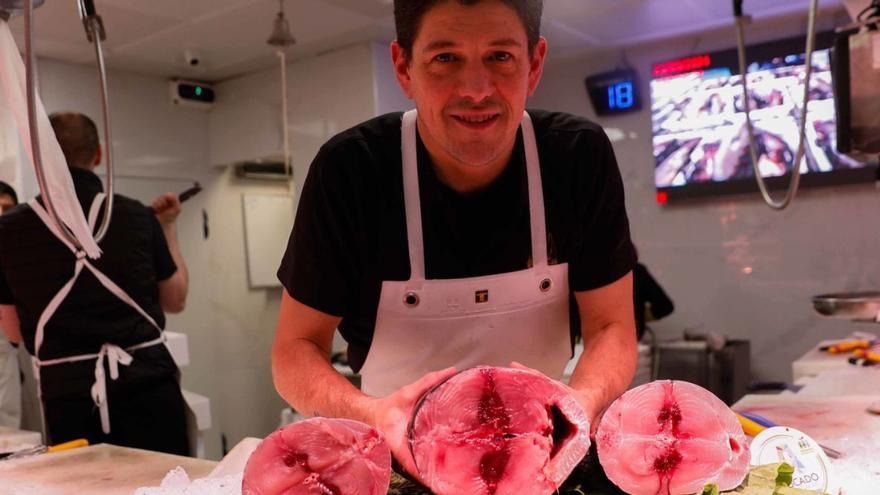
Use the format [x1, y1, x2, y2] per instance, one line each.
[0, 20, 101, 258]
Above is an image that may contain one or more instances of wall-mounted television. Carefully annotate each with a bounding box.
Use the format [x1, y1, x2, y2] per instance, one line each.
[650, 32, 879, 203]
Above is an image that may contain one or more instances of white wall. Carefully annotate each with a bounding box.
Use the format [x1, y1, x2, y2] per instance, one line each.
[209, 43, 378, 201]
[371, 41, 413, 115]
[201, 43, 379, 455]
[530, 13, 880, 383]
[37, 59, 210, 180]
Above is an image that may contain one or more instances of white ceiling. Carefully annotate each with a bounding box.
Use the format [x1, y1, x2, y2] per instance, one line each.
[4, 0, 845, 82]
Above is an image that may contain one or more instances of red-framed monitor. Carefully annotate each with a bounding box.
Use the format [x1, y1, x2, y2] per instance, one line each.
[650, 32, 879, 203]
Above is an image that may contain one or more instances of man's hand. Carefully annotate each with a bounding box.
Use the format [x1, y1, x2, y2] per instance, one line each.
[508, 361, 603, 436]
[363, 367, 457, 479]
[152, 193, 182, 225]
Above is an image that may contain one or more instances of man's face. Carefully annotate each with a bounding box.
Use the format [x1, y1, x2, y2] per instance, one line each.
[393, 0, 546, 170]
[0, 194, 15, 215]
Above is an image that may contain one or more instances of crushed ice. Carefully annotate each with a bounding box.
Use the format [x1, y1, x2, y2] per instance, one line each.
[132, 466, 242, 495]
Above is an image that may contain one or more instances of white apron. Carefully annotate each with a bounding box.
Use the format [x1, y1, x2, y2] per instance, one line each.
[28, 193, 166, 435]
[360, 110, 572, 397]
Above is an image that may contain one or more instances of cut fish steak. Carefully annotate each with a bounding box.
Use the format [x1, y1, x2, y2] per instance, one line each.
[408, 366, 591, 495]
[242, 418, 391, 495]
[596, 380, 750, 495]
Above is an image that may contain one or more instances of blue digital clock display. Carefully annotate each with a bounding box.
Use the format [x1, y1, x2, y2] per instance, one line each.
[607, 81, 635, 110]
[585, 69, 642, 116]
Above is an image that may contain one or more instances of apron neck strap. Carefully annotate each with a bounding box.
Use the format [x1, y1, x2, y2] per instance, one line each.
[400, 109, 548, 281]
[87, 193, 106, 231]
[520, 112, 548, 268]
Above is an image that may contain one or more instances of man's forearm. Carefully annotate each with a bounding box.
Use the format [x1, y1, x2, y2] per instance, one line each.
[162, 223, 188, 287]
[569, 322, 637, 421]
[272, 337, 374, 424]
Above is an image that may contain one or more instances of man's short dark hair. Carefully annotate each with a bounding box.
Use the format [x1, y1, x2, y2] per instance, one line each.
[0, 181, 17, 205]
[48, 112, 100, 169]
[394, 0, 543, 62]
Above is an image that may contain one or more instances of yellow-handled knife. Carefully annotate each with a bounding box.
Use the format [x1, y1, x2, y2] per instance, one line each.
[0, 438, 89, 461]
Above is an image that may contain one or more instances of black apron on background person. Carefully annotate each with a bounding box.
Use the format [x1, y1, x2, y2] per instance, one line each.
[28, 193, 187, 455]
[0, 168, 187, 455]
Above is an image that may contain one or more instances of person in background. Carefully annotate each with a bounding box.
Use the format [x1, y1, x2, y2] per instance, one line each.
[0, 181, 17, 214]
[0, 180, 21, 428]
[0, 113, 190, 454]
[633, 261, 675, 342]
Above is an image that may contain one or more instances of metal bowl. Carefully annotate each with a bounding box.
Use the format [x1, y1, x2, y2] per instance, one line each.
[812, 291, 880, 322]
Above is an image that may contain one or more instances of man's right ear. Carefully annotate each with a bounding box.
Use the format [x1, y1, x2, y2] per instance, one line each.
[390, 41, 413, 99]
[93, 143, 103, 168]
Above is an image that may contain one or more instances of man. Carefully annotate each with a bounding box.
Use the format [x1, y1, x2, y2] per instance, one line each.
[0, 181, 21, 428]
[273, 0, 638, 475]
[0, 112, 190, 455]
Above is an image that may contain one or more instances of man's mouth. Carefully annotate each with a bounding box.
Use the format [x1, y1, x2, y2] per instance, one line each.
[451, 113, 501, 129]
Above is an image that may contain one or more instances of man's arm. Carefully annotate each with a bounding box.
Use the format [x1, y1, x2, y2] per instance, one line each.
[272, 290, 455, 476]
[0, 304, 22, 345]
[569, 271, 638, 425]
[153, 193, 188, 313]
[272, 290, 371, 421]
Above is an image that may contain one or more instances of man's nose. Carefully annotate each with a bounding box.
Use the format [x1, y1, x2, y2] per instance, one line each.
[456, 60, 494, 103]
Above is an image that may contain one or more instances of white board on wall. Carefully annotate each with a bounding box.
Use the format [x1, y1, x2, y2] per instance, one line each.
[242, 193, 295, 288]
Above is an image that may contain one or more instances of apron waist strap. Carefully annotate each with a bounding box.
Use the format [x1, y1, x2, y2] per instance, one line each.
[34, 335, 166, 434]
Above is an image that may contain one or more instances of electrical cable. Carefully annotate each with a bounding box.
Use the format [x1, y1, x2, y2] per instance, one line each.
[23, 0, 115, 249]
[734, 0, 820, 210]
[78, 0, 114, 242]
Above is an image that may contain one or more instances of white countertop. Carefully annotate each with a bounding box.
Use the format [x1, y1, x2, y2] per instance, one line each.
[792, 332, 879, 382]
[0, 444, 217, 495]
[734, 394, 880, 495]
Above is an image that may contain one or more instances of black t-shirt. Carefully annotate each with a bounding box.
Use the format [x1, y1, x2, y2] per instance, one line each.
[0, 168, 178, 399]
[278, 110, 637, 372]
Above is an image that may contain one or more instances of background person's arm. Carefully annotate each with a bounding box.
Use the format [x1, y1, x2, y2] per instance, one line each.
[153, 193, 188, 313]
[569, 272, 638, 427]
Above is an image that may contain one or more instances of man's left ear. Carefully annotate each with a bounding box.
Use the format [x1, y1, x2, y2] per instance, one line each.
[527, 37, 548, 97]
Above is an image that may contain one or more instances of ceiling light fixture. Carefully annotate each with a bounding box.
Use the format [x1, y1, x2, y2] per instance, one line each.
[267, 0, 295, 48]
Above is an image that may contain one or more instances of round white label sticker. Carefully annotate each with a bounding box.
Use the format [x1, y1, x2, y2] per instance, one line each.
[750, 426, 835, 493]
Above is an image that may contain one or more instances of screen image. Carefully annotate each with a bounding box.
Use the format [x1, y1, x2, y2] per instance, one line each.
[650, 34, 878, 202]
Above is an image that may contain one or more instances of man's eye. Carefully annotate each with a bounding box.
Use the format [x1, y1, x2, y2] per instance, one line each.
[434, 53, 456, 63]
[491, 52, 512, 62]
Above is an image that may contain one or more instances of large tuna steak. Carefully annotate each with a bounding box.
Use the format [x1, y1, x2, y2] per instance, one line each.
[242, 417, 392, 495]
[596, 380, 749, 495]
[408, 366, 591, 495]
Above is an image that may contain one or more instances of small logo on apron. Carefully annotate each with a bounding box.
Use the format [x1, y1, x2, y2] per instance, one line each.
[475, 290, 489, 303]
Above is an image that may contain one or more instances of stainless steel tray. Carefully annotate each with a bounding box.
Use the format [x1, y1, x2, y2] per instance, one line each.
[812, 291, 880, 322]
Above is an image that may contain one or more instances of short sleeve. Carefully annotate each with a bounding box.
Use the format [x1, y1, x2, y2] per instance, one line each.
[0, 262, 13, 304]
[151, 215, 177, 281]
[277, 142, 365, 318]
[568, 129, 638, 292]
